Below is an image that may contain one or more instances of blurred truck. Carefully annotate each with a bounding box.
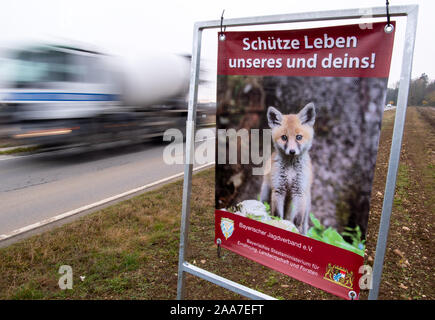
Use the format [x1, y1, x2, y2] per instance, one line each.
[0, 42, 213, 149]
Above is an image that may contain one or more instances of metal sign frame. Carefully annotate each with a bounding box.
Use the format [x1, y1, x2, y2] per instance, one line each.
[177, 5, 418, 300]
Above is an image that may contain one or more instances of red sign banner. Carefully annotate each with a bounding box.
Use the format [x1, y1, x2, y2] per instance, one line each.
[218, 22, 395, 78]
[215, 22, 395, 300]
[215, 210, 363, 299]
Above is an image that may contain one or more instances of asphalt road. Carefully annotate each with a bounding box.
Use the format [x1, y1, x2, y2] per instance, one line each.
[0, 131, 215, 236]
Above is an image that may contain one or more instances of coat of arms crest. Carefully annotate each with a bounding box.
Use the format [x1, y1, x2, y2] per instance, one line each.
[324, 263, 354, 289]
[220, 218, 234, 240]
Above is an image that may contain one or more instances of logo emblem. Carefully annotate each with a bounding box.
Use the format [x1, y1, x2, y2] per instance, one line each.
[220, 218, 234, 240]
[324, 263, 354, 289]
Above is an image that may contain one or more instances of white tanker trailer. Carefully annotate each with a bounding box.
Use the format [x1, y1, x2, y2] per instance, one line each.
[0, 43, 204, 148]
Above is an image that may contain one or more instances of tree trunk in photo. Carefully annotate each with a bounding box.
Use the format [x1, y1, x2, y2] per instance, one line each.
[216, 75, 387, 237]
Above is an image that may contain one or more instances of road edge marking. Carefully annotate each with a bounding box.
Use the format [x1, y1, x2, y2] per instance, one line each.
[0, 162, 215, 242]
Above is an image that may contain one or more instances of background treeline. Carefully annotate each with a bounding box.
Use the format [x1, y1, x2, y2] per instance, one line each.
[387, 73, 435, 106]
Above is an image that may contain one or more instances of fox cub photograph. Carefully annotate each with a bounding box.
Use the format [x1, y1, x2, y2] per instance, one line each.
[260, 103, 315, 235]
[216, 75, 389, 254]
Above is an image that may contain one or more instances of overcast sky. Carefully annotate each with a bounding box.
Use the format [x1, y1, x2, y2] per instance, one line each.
[1, 0, 433, 101]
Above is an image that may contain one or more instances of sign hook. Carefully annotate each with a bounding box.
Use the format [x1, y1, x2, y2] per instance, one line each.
[216, 238, 222, 258]
[385, 1, 394, 33]
[219, 9, 227, 41]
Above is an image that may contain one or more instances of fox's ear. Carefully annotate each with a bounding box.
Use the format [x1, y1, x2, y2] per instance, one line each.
[267, 106, 283, 128]
[298, 102, 316, 126]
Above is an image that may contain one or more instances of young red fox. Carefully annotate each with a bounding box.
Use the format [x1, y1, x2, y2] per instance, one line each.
[260, 103, 316, 235]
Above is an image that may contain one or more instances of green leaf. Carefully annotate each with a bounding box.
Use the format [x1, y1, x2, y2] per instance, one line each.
[334, 241, 364, 256]
[246, 214, 264, 221]
[307, 227, 323, 241]
[263, 201, 271, 215]
[310, 213, 323, 230]
[322, 227, 345, 245]
[306, 215, 365, 257]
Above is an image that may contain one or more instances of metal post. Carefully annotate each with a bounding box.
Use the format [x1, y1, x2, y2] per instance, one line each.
[182, 262, 276, 300]
[177, 23, 203, 300]
[368, 5, 418, 300]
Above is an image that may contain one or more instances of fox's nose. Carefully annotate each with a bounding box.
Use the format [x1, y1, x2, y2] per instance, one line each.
[289, 149, 296, 155]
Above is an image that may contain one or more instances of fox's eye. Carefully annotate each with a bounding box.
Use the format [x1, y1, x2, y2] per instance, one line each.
[296, 134, 303, 141]
[281, 135, 288, 141]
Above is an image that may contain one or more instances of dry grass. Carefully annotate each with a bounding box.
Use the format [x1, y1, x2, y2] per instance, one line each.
[0, 173, 201, 299]
[0, 107, 433, 300]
